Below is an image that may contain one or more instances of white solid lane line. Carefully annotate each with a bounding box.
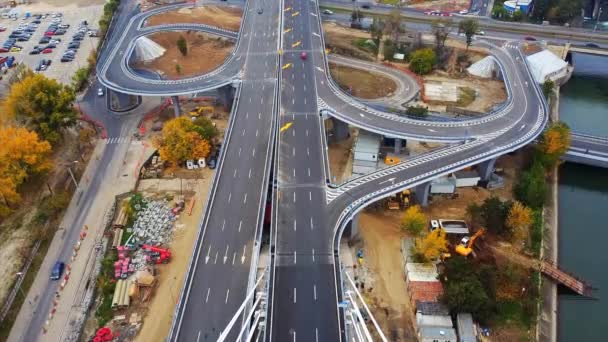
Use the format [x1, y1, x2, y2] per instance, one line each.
[225, 289, 230, 304]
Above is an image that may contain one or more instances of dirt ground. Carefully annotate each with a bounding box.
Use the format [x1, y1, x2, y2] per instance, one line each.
[134, 178, 211, 342]
[327, 128, 357, 183]
[323, 22, 377, 61]
[145, 5, 243, 32]
[355, 210, 416, 341]
[329, 63, 397, 99]
[20, 0, 105, 9]
[408, 0, 469, 12]
[133, 31, 233, 80]
[423, 71, 508, 113]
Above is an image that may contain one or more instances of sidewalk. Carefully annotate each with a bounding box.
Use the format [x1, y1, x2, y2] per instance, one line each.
[8, 127, 155, 342]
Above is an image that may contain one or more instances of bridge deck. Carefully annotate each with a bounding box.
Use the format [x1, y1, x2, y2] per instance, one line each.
[540, 259, 594, 298]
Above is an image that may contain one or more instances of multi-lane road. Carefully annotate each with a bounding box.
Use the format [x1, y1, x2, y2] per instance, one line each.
[93, 0, 549, 340]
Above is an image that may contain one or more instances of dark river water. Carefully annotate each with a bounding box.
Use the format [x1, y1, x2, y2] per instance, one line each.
[557, 53, 608, 341]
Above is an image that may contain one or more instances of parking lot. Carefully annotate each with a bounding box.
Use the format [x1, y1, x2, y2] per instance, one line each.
[0, 1, 103, 86]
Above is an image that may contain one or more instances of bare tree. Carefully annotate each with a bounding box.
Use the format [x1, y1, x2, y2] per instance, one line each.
[432, 18, 453, 52]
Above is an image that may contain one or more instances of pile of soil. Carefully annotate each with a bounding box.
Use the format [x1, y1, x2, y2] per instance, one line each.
[132, 31, 234, 80]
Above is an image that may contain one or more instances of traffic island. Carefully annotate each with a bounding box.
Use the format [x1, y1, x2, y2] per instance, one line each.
[130, 31, 234, 80]
[144, 5, 243, 32]
[328, 63, 398, 99]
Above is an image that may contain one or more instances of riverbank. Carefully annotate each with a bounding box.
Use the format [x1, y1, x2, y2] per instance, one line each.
[538, 86, 560, 342]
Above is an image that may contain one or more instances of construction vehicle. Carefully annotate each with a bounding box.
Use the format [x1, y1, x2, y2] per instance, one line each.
[386, 189, 411, 210]
[384, 155, 400, 166]
[455, 228, 486, 257]
[140, 244, 171, 264]
[189, 106, 213, 117]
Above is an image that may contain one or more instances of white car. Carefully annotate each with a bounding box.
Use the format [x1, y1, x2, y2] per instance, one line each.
[459, 9, 469, 14]
[323, 9, 333, 15]
[97, 88, 104, 96]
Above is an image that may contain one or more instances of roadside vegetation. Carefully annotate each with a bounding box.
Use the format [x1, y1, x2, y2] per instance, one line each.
[0, 72, 96, 339]
[154, 116, 218, 167]
[492, 0, 584, 25]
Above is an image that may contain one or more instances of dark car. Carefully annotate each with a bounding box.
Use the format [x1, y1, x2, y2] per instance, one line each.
[60, 56, 73, 62]
[16, 36, 30, 42]
[45, 43, 56, 49]
[207, 157, 217, 169]
[524, 36, 536, 41]
[54, 29, 66, 35]
[39, 36, 51, 44]
[72, 35, 83, 41]
[585, 42, 599, 48]
[50, 261, 64, 280]
[29, 47, 41, 54]
[67, 42, 80, 49]
[361, 4, 371, 9]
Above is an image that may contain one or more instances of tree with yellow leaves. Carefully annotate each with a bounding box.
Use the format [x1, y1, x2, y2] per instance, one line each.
[0, 125, 52, 217]
[413, 228, 448, 262]
[2, 73, 77, 145]
[401, 205, 428, 237]
[538, 121, 571, 167]
[507, 201, 533, 243]
[154, 117, 213, 167]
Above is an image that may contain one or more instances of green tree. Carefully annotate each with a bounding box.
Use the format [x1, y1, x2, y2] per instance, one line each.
[401, 205, 427, 237]
[177, 35, 188, 56]
[385, 8, 405, 42]
[515, 160, 547, 208]
[2, 74, 77, 145]
[175, 63, 182, 75]
[458, 19, 479, 50]
[192, 116, 218, 140]
[480, 196, 512, 235]
[512, 9, 524, 21]
[542, 79, 555, 99]
[409, 48, 436, 75]
[432, 19, 453, 52]
[406, 105, 429, 118]
[382, 39, 396, 61]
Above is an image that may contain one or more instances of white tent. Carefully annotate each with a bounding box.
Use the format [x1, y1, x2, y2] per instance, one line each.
[467, 56, 498, 78]
[526, 50, 569, 84]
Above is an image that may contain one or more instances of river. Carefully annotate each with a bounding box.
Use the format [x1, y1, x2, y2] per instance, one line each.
[557, 53, 608, 341]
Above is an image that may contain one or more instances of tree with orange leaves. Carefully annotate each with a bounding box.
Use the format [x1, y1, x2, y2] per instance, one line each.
[538, 121, 570, 167]
[507, 201, 533, 244]
[0, 125, 52, 216]
[413, 228, 448, 262]
[154, 116, 213, 167]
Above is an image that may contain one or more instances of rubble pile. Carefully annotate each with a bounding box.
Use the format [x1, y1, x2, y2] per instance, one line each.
[130, 200, 177, 245]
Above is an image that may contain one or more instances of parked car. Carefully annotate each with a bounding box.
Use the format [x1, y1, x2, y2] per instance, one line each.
[42, 48, 53, 54]
[45, 43, 56, 49]
[44, 31, 55, 36]
[16, 37, 30, 42]
[72, 35, 83, 41]
[67, 42, 80, 49]
[30, 47, 42, 54]
[9, 46, 21, 52]
[54, 29, 66, 35]
[0, 48, 9, 53]
[60, 56, 73, 62]
[50, 261, 65, 280]
[58, 24, 70, 29]
[39, 36, 51, 44]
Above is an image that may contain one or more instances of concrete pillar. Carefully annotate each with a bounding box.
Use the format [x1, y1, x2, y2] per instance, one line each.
[333, 118, 349, 141]
[219, 85, 235, 111]
[171, 96, 181, 117]
[347, 213, 360, 239]
[394, 138, 402, 154]
[477, 158, 497, 181]
[414, 182, 431, 207]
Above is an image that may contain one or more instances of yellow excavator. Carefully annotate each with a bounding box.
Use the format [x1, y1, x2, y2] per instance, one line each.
[189, 106, 214, 117]
[455, 228, 486, 257]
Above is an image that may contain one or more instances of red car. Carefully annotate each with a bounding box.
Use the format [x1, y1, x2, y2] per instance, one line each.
[44, 31, 55, 36]
[42, 48, 53, 54]
[300, 52, 307, 60]
[0, 27, 6, 32]
[0, 48, 9, 53]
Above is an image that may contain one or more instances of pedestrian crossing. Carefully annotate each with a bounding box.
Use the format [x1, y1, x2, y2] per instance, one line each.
[105, 136, 131, 144]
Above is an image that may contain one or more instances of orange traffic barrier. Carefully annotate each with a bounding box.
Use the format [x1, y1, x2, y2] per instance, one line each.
[187, 198, 196, 216]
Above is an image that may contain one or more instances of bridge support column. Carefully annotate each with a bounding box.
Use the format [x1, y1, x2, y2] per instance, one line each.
[394, 138, 404, 154]
[171, 96, 181, 117]
[219, 85, 235, 111]
[414, 182, 431, 207]
[332, 118, 349, 141]
[347, 213, 360, 239]
[477, 157, 497, 181]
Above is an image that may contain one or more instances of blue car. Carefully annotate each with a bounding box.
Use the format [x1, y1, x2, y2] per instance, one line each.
[50, 261, 65, 280]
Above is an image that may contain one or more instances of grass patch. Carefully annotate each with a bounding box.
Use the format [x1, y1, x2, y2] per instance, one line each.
[95, 252, 118, 327]
[352, 38, 377, 54]
[529, 209, 543, 258]
[329, 63, 397, 99]
[457, 87, 477, 107]
[495, 300, 527, 326]
[379, 0, 400, 4]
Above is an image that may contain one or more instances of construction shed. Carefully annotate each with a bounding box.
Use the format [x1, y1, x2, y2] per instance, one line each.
[451, 170, 480, 188]
[456, 313, 477, 342]
[418, 325, 458, 342]
[430, 177, 456, 194]
[416, 312, 454, 328]
[526, 49, 570, 84]
[408, 281, 444, 308]
[405, 263, 439, 283]
[352, 130, 381, 176]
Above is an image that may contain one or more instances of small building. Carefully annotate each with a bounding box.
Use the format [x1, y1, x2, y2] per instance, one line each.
[416, 312, 454, 328]
[451, 170, 480, 188]
[416, 301, 450, 316]
[430, 177, 456, 194]
[405, 263, 440, 283]
[456, 313, 477, 342]
[503, 0, 534, 14]
[352, 130, 381, 176]
[408, 281, 444, 308]
[418, 325, 458, 342]
[526, 49, 570, 84]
